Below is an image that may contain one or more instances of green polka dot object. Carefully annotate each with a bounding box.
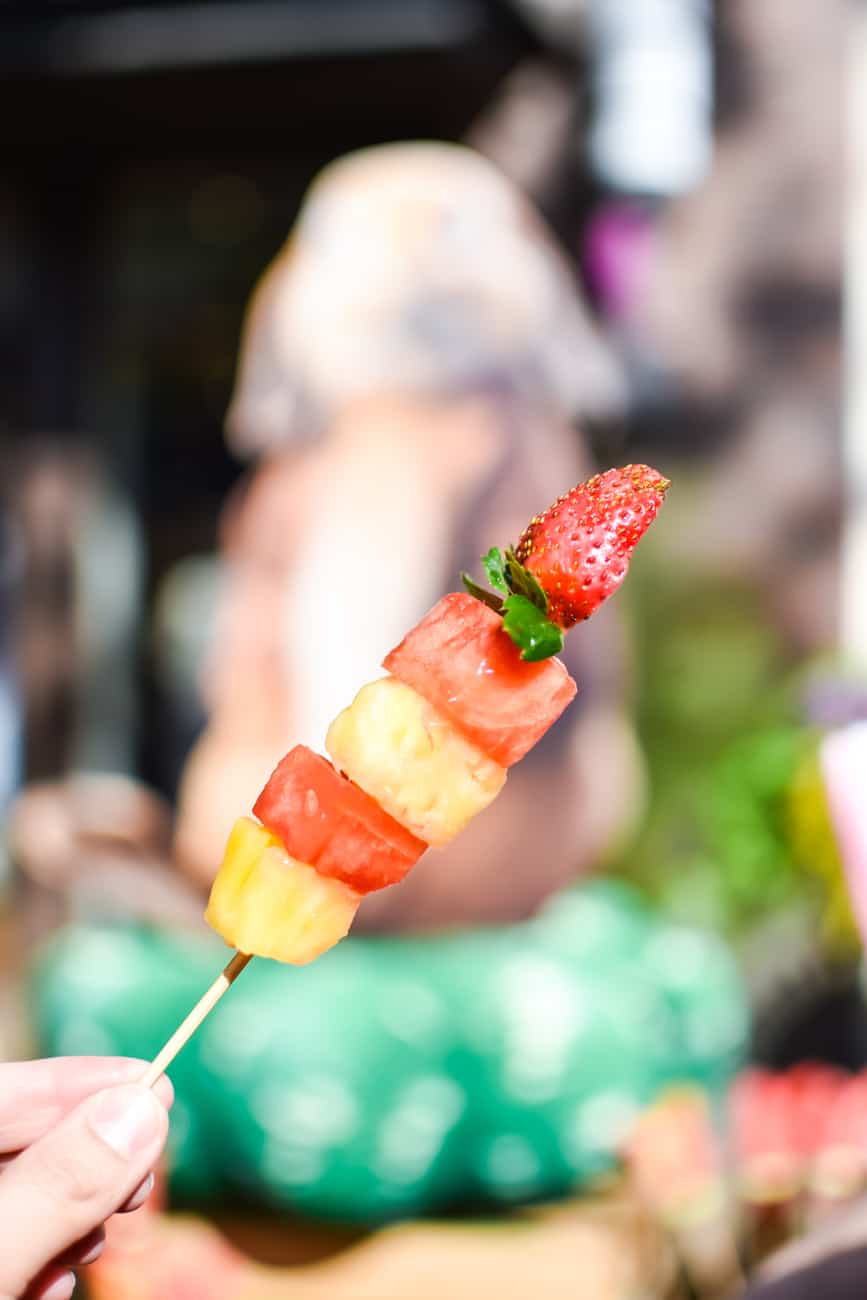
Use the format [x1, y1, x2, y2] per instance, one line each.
[30, 881, 748, 1220]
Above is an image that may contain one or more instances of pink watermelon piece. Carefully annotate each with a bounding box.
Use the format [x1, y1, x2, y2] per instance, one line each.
[383, 592, 577, 767]
[254, 745, 426, 894]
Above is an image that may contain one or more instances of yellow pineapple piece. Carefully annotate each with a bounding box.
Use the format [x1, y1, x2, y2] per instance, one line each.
[326, 676, 506, 847]
[205, 817, 360, 963]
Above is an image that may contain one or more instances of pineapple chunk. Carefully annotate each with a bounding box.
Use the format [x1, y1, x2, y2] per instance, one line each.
[205, 817, 360, 963]
[326, 677, 506, 846]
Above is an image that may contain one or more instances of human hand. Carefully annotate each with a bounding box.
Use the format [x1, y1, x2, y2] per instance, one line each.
[0, 1056, 173, 1300]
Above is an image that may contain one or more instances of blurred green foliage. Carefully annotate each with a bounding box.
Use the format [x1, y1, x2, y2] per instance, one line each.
[608, 488, 852, 953]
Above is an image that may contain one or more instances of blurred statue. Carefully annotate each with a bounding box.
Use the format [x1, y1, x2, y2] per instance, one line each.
[174, 141, 643, 928]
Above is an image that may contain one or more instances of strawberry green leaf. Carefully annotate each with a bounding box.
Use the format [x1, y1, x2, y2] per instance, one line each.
[504, 547, 549, 613]
[461, 572, 504, 613]
[482, 547, 510, 595]
[501, 594, 563, 661]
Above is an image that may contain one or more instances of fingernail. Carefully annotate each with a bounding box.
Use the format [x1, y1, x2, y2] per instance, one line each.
[88, 1085, 164, 1159]
[78, 1235, 105, 1264]
[124, 1170, 155, 1210]
[40, 1271, 76, 1300]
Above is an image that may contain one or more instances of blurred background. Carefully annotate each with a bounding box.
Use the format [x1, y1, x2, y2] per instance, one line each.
[0, 1, 863, 1297]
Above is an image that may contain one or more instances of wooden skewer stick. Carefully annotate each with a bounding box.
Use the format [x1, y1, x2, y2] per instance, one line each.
[141, 951, 252, 1088]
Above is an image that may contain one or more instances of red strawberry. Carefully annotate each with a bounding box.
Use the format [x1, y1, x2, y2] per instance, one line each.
[514, 463, 669, 627]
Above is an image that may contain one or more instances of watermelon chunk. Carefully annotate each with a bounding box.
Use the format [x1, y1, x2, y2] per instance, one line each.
[383, 592, 577, 767]
[253, 746, 426, 894]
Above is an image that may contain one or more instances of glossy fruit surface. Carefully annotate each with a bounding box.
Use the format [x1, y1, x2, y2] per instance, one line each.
[205, 816, 359, 963]
[326, 677, 506, 847]
[254, 746, 426, 894]
[515, 464, 669, 627]
[384, 593, 576, 766]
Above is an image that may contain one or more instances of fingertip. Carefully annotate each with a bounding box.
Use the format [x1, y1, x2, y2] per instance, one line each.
[107, 1058, 174, 1104]
[153, 1073, 175, 1111]
[118, 1169, 155, 1213]
[78, 1235, 105, 1265]
[70, 1226, 106, 1265]
[34, 1269, 76, 1300]
[113, 1058, 174, 1108]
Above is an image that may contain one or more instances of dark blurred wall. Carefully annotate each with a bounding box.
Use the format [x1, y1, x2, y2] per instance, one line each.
[0, 1, 539, 786]
[0, 0, 536, 549]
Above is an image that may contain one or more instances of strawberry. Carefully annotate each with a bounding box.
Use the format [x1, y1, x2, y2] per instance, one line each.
[514, 464, 669, 627]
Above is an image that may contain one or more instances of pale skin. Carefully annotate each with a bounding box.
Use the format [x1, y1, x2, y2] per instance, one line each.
[0, 1058, 173, 1300]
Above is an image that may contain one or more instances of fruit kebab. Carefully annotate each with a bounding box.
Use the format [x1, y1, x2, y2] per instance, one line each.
[142, 465, 669, 1087]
